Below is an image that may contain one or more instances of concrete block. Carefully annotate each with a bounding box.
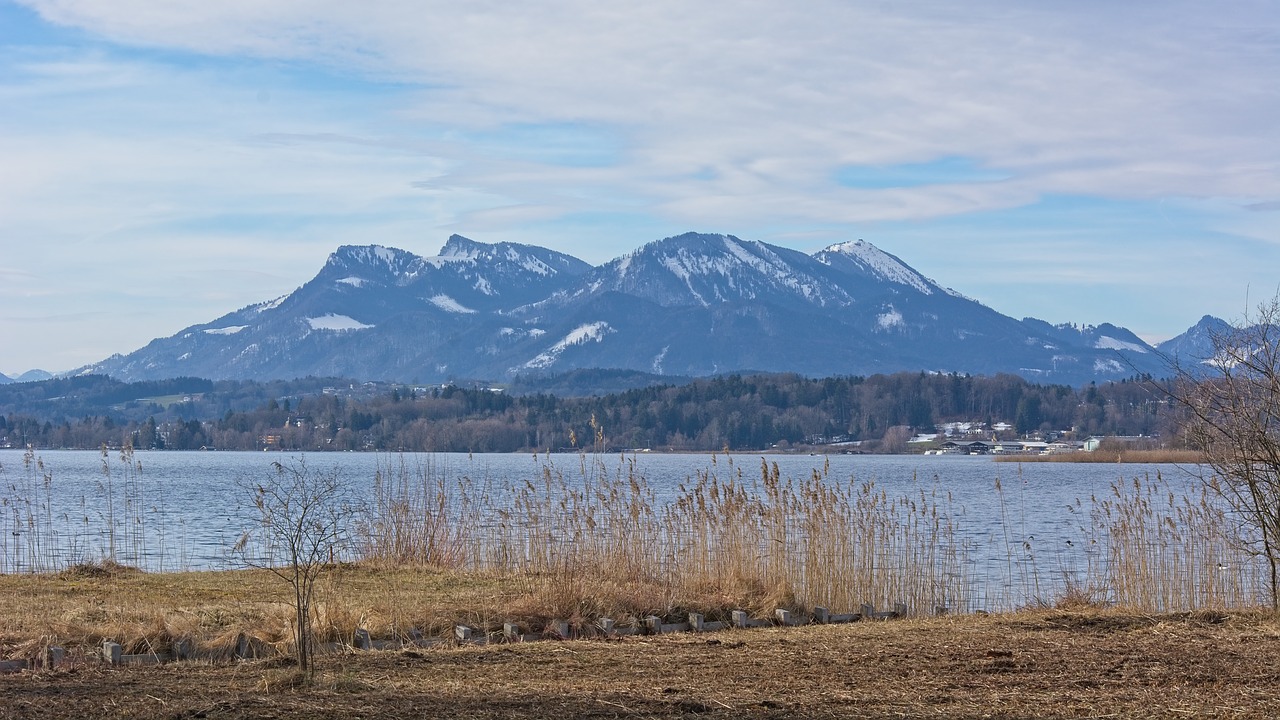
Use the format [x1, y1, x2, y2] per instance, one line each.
[121, 653, 169, 666]
[103, 641, 123, 666]
[46, 646, 65, 668]
[814, 606, 830, 624]
[861, 603, 875, 619]
[775, 609, 792, 626]
[688, 613, 704, 632]
[0, 659, 28, 673]
[503, 622, 521, 641]
[645, 616, 662, 634]
[354, 629, 371, 650]
[894, 602, 908, 617]
[172, 639, 193, 661]
[599, 618, 615, 635]
[731, 610, 749, 629]
[454, 625, 472, 643]
[550, 619, 570, 639]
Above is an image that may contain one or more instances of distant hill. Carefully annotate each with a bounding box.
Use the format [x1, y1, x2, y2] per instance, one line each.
[77, 232, 1175, 385]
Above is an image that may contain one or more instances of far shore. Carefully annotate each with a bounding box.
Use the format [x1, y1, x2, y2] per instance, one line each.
[992, 448, 1205, 464]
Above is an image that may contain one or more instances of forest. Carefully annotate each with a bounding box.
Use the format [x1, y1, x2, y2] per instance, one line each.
[0, 371, 1178, 453]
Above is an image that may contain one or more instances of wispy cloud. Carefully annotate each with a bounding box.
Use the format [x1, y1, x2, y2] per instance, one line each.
[2, 0, 1279, 370]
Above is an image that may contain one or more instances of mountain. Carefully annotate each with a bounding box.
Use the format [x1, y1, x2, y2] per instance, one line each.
[16, 369, 54, 383]
[0, 369, 55, 384]
[1155, 315, 1232, 364]
[78, 232, 1173, 385]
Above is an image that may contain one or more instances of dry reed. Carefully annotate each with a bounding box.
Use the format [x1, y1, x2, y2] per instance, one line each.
[994, 449, 1205, 464]
[1087, 471, 1263, 610]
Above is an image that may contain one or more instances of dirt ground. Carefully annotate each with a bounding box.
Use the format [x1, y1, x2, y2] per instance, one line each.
[4, 610, 1280, 719]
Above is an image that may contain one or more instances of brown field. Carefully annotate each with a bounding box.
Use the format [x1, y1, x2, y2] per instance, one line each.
[4, 563, 1280, 719]
[4, 608, 1280, 719]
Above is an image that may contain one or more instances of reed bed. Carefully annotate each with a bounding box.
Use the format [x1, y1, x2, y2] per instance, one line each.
[1088, 471, 1263, 610]
[994, 449, 1205, 463]
[0, 446, 166, 574]
[359, 448, 971, 624]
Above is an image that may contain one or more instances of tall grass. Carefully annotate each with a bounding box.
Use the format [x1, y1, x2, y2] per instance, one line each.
[0, 448, 62, 573]
[0, 445, 169, 573]
[357, 447, 971, 623]
[1089, 472, 1261, 610]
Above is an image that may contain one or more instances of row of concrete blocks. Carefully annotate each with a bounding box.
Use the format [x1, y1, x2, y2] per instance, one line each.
[1, 602, 915, 671]
[2, 636, 243, 672]
[349, 602, 912, 650]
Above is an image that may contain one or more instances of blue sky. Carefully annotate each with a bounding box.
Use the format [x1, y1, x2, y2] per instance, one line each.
[2, 0, 1278, 376]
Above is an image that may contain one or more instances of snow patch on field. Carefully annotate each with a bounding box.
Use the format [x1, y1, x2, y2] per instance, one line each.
[429, 294, 477, 314]
[1094, 358, 1126, 373]
[307, 314, 374, 331]
[1095, 336, 1148, 353]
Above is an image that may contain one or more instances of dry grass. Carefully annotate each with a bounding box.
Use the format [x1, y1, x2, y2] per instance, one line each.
[5, 609, 1280, 719]
[0, 562, 520, 659]
[361, 450, 971, 622]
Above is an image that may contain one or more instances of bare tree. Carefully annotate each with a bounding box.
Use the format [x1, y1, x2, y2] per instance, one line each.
[235, 458, 352, 677]
[1168, 297, 1280, 608]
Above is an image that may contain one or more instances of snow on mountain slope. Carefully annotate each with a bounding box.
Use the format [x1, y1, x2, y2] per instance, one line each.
[814, 239, 941, 295]
[573, 232, 854, 309]
[519, 321, 615, 370]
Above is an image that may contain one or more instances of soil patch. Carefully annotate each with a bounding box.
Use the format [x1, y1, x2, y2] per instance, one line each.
[4, 610, 1280, 719]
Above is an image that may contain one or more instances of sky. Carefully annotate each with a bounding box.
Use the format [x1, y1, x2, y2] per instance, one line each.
[1, 1, 1278, 376]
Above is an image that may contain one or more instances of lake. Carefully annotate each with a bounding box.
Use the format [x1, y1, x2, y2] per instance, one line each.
[0, 449, 1255, 611]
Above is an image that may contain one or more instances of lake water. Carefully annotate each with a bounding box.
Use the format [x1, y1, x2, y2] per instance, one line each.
[0, 449, 1253, 610]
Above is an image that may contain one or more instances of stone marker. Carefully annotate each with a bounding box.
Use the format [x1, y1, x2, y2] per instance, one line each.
[103, 641, 123, 666]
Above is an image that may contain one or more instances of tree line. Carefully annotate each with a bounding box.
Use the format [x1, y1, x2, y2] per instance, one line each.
[0, 371, 1180, 453]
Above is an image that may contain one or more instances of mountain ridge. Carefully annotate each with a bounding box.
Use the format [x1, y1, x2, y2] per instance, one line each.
[75, 232, 1189, 385]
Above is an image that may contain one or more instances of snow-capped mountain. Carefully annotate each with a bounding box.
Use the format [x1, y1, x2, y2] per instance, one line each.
[80, 232, 1173, 385]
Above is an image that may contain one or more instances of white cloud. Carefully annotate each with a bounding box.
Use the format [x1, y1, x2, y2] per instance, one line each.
[2, 0, 1279, 371]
